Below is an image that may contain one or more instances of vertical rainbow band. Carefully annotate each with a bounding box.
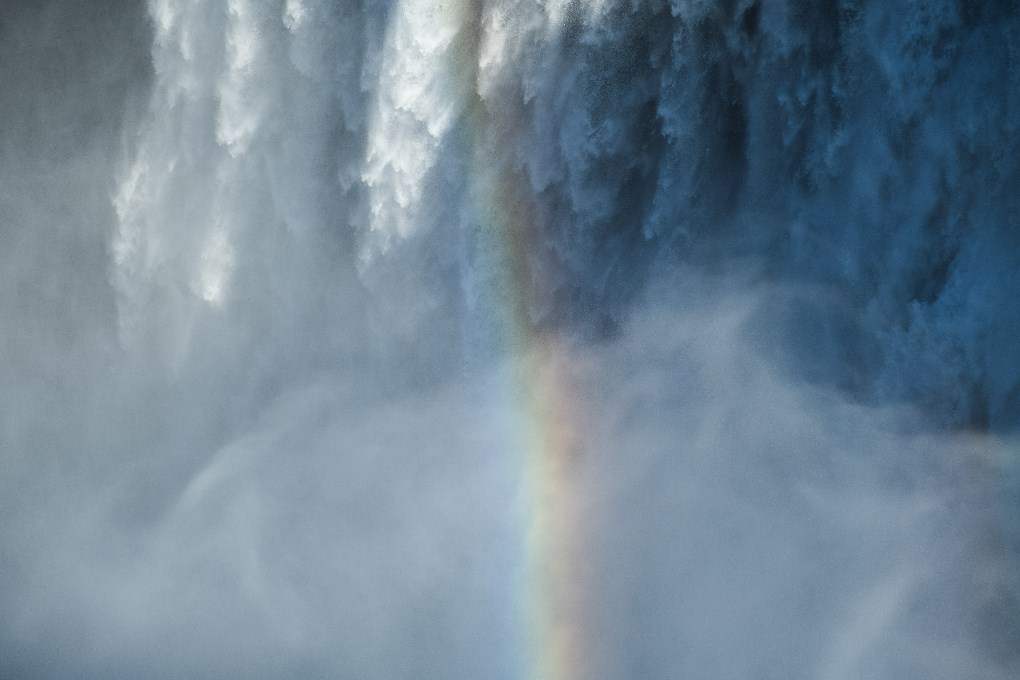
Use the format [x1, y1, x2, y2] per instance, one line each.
[466, 88, 591, 680]
[397, 4, 593, 676]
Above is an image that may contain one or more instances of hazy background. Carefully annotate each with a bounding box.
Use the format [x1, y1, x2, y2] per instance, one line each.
[0, 1, 1017, 678]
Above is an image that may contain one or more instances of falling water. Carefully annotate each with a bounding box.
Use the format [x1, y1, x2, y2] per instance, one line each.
[0, 1, 1017, 678]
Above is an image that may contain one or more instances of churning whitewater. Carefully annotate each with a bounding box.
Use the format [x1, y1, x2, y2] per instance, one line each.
[0, 1, 1017, 678]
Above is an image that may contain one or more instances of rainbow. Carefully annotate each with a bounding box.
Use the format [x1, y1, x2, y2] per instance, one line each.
[513, 338, 592, 680]
[370, 2, 595, 675]
[471, 178, 593, 680]
[453, 12, 594, 679]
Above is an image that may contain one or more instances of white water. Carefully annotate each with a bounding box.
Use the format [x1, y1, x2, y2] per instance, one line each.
[0, 1, 1017, 678]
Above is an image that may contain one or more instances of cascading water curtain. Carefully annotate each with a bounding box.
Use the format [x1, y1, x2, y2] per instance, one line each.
[0, 1, 1017, 679]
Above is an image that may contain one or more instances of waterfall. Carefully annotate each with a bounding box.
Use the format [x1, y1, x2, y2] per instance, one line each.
[0, 1, 1017, 678]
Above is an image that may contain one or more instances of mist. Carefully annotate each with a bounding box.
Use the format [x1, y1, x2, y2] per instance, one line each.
[0, 1, 1017, 679]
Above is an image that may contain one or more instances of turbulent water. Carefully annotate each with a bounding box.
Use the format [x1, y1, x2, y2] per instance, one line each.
[1, 1, 1018, 678]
